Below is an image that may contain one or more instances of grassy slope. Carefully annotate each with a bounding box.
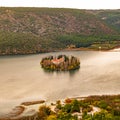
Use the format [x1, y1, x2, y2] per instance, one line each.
[87, 10, 120, 33]
[0, 8, 120, 55]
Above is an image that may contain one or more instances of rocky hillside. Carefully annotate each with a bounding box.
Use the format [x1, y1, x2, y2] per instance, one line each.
[86, 9, 120, 32]
[0, 7, 119, 55]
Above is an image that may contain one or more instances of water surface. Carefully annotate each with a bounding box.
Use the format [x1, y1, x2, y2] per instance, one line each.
[0, 51, 120, 115]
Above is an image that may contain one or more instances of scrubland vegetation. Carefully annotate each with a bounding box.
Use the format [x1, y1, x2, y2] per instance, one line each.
[0, 8, 120, 55]
[2, 95, 119, 120]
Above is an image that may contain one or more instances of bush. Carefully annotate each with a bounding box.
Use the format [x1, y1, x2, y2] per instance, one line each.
[71, 100, 80, 113]
[47, 115, 57, 120]
[39, 105, 51, 120]
[97, 100, 108, 109]
[57, 111, 78, 120]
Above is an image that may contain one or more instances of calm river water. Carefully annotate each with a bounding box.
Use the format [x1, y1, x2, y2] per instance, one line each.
[0, 51, 120, 115]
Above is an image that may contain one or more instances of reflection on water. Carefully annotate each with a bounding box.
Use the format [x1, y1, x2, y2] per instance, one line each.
[43, 68, 80, 77]
[68, 68, 80, 77]
[0, 51, 120, 115]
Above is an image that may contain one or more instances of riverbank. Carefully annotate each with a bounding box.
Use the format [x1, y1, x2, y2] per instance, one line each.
[0, 45, 120, 56]
[0, 94, 120, 120]
[63, 46, 120, 52]
[110, 47, 120, 52]
[0, 94, 119, 120]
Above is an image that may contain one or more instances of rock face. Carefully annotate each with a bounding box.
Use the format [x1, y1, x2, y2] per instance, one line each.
[40, 55, 80, 71]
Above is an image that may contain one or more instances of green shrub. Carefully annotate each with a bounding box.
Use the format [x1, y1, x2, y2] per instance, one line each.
[39, 105, 51, 120]
[97, 100, 108, 109]
[47, 115, 57, 120]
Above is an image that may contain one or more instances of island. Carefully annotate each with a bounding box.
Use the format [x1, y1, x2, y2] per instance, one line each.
[40, 55, 80, 71]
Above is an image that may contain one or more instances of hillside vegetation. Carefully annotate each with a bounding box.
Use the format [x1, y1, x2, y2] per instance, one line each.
[0, 7, 120, 55]
[86, 10, 120, 32]
[0, 95, 119, 120]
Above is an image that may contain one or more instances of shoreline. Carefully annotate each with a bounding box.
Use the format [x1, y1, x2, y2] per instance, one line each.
[62, 46, 120, 52]
[0, 94, 120, 119]
[0, 46, 120, 56]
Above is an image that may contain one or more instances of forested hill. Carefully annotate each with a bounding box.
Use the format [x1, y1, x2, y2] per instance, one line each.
[0, 7, 120, 55]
